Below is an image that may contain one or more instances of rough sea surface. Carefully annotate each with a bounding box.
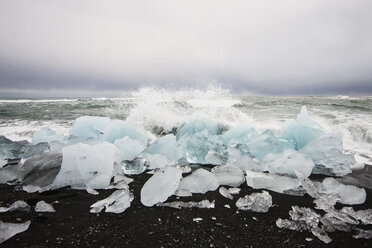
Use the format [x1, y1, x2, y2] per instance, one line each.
[1, 87, 371, 167]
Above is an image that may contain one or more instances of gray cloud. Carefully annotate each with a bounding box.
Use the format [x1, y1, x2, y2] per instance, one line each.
[0, 0, 371, 97]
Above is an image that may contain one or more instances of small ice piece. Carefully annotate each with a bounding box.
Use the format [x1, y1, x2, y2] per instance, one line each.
[322, 177, 366, 205]
[176, 118, 220, 139]
[90, 189, 133, 214]
[281, 106, 323, 150]
[311, 227, 332, 244]
[103, 119, 148, 145]
[114, 136, 147, 162]
[87, 187, 99, 195]
[295, 171, 322, 198]
[143, 134, 177, 162]
[224, 204, 231, 209]
[235, 191, 272, 213]
[179, 165, 192, 174]
[193, 217, 203, 222]
[212, 165, 245, 187]
[232, 156, 265, 173]
[228, 187, 241, 195]
[0, 163, 21, 184]
[0, 200, 30, 213]
[289, 206, 320, 229]
[121, 157, 149, 175]
[340, 207, 372, 225]
[299, 133, 354, 176]
[35, 201, 55, 213]
[313, 194, 340, 211]
[320, 216, 352, 233]
[22, 185, 43, 193]
[141, 166, 182, 207]
[219, 186, 233, 200]
[263, 149, 315, 177]
[324, 209, 359, 225]
[21, 142, 50, 159]
[0, 220, 31, 244]
[245, 130, 295, 161]
[353, 228, 372, 239]
[276, 218, 306, 231]
[18, 152, 62, 187]
[245, 170, 300, 193]
[113, 175, 133, 185]
[52, 142, 116, 189]
[178, 168, 219, 194]
[107, 180, 129, 190]
[174, 189, 192, 197]
[205, 150, 228, 165]
[305, 238, 313, 242]
[69, 116, 111, 140]
[31, 127, 65, 144]
[157, 200, 215, 209]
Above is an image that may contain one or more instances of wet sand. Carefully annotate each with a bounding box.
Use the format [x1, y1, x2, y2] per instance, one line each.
[1, 172, 372, 248]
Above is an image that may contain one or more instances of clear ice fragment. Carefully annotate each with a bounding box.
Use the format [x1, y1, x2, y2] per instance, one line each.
[219, 186, 233, 200]
[0, 220, 31, 244]
[114, 136, 146, 162]
[157, 200, 215, 209]
[35, 201, 55, 212]
[90, 189, 133, 214]
[353, 228, 372, 239]
[121, 157, 149, 175]
[322, 177, 366, 205]
[228, 187, 241, 195]
[0, 200, 30, 213]
[211, 165, 245, 187]
[246, 170, 300, 193]
[340, 207, 372, 225]
[311, 227, 332, 244]
[87, 187, 99, 195]
[235, 191, 272, 213]
[178, 168, 219, 194]
[32, 127, 65, 145]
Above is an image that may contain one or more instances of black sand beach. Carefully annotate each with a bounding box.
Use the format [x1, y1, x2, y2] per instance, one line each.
[1, 172, 371, 248]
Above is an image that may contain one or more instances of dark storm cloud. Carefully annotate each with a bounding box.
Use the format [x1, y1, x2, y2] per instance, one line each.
[0, 0, 371, 97]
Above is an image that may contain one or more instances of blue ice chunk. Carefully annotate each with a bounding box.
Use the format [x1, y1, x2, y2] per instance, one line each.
[222, 124, 259, 144]
[32, 127, 65, 145]
[182, 130, 226, 164]
[115, 136, 147, 162]
[246, 130, 295, 161]
[299, 133, 354, 176]
[176, 118, 221, 139]
[281, 106, 323, 150]
[103, 120, 148, 145]
[69, 116, 111, 139]
[143, 134, 177, 162]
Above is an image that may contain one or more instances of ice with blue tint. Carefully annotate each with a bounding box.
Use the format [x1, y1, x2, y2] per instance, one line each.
[176, 118, 221, 139]
[140, 166, 182, 207]
[182, 130, 226, 164]
[121, 157, 149, 175]
[52, 142, 116, 189]
[222, 123, 259, 144]
[178, 168, 219, 194]
[143, 134, 177, 162]
[245, 170, 301, 193]
[263, 149, 315, 177]
[144, 153, 174, 169]
[115, 136, 147, 162]
[32, 127, 65, 144]
[299, 133, 354, 176]
[245, 130, 295, 161]
[69, 116, 111, 139]
[211, 165, 245, 187]
[102, 120, 148, 145]
[281, 106, 323, 150]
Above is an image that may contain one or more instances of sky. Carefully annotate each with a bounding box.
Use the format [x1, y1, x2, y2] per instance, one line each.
[0, 0, 372, 97]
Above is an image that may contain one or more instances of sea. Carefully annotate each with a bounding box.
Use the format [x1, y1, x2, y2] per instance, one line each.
[1, 87, 371, 167]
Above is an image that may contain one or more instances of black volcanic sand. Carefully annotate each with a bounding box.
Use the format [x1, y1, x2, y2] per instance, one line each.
[1, 173, 372, 248]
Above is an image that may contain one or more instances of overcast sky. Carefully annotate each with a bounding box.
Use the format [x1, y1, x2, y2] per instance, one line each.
[0, 0, 372, 97]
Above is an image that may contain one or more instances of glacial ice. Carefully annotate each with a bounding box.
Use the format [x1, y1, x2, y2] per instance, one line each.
[90, 189, 133, 214]
[18, 152, 62, 187]
[231, 156, 264, 173]
[235, 191, 272, 213]
[176, 118, 220, 139]
[222, 123, 259, 144]
[0, 220, 31, 244]
[102, 119, 148, 145]
[299, 133, 354, 176]
[157, 200, 215, 209]
[114, 136, 146, 162]
[281, 106, 323, 149]
[313, 194, 340, 211]
[143, 134, 177, 162]
[219, 186, 233, 200]
[0, 200, 30, 213]
[322, 177, 366, 205]
[52, 142, 116, 189]
[178, 168, 219, 194]
[144, 153, 174, 169]
[276, 206, 320, 232]
[32, 127, 65, 144]
[245, 170, 301, 193]
[353, 228, 372, 239]
[211, 164, 245, 187]
[245, 130, 295, 161]
[69, 116, 111, 139]
[141, 166, 182, 207]
[340, 207, 372, 225]
[87, 187, 99, 195]
[121, 157, 149, 175]
[35, 200, 55, 212]
[263, 149, 315, 177]
[311, 227, 332, 244]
